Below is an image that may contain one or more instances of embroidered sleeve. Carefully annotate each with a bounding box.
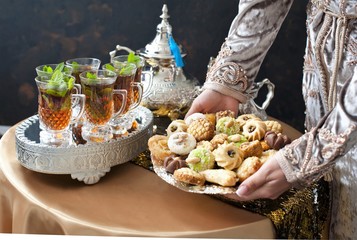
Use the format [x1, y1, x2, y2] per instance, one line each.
[203, 0, 294, 103]
[277, 70, 357, 187]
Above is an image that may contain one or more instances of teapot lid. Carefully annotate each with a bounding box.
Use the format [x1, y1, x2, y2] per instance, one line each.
[139, 4, 186, 60]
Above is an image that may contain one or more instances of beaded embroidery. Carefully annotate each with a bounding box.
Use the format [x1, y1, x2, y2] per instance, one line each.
[206, 42, 248, 92]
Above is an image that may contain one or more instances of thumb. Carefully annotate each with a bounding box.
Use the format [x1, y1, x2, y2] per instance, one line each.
[235, 175, 263, 199]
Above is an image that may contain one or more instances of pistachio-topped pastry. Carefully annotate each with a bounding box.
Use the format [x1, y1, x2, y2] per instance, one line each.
[186, 148, 215, 172]
[216, 116, 241, 135]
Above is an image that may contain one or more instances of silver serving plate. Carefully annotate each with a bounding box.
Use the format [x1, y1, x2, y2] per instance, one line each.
[15, 106, 154, 184]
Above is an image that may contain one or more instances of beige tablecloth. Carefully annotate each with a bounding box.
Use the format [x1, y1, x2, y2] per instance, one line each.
[0, 125, 276, 238]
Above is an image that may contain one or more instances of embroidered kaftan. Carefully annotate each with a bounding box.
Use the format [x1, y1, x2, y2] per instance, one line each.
[203, 0, 357, 239]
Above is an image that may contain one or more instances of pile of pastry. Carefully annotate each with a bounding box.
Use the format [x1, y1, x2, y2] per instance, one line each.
[148, 110, 291, 187]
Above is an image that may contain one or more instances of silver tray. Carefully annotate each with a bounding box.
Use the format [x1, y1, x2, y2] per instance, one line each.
[15, 106, 154, 184]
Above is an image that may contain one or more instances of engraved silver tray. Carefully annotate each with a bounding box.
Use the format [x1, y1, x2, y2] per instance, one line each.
[15, 106, 154, 184]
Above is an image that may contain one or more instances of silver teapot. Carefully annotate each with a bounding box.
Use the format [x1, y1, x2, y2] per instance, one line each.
[110, 4, 200, 120]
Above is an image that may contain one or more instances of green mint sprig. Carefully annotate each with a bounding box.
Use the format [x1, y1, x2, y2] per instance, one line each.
[104, 63, 116, 71]
[43, 65, 54, 73]
[127, 52, 140, 65]
[119, 63, 136, 76]
[46, 69, 74, 97]
[86, 71, 97, 79]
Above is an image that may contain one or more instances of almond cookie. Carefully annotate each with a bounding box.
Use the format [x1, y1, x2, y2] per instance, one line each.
[166, 119, 188, 137]
[236, 156, 262, 182]
[173, 167, 205, 186]
[168, 132, 197, 155]
[201, 169, 238, 187]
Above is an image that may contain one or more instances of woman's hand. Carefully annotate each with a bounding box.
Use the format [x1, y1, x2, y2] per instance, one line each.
[185, 89, 240, 118]
[226, 156, 292, 201]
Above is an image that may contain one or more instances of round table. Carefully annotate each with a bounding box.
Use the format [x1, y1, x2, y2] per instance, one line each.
[0, 123, 277, 238]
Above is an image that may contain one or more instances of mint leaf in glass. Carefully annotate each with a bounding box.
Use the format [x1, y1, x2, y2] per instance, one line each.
[127, 52, 140, 65]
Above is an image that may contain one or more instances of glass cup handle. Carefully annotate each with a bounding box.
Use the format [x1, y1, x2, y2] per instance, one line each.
[129, 82, 143, 111]
[71, 84, 83, 106]
[70, 94, 85, 124]
[73, 83, 82, 94]
[141, 69, 153, 98]
[112, 89, 128, 119]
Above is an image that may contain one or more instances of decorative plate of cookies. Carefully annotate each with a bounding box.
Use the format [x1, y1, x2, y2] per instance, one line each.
[148, 110, 292, 194]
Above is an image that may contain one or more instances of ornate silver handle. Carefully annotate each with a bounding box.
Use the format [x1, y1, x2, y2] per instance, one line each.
[109, 45, 135, 62]
[254, 78, 275, 111]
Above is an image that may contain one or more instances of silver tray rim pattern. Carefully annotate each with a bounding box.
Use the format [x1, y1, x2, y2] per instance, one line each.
[15, 106, 154, 183]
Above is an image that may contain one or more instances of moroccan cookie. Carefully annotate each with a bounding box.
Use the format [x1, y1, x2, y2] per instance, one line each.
[148, 135, 173, 166]
[213, 142, 243, 170]
[201, 169, 238, 187]
[236, 156, 262, 182]
[186, 148, 215, 172]
[173, 167, 205, 186]
[168, 132, 197, 155]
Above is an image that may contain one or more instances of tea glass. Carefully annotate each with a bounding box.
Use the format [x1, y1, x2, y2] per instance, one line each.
[111, 55, 152, 100]
[80, 69, 127, 143]
[35, 75, 85, 147]
[103, 62, 142, 134]
[65, 58, 101, 84]
[36, 63, 73, 77]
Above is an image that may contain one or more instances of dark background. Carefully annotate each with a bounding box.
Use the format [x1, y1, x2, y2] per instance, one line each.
[0, 0, 308, 132]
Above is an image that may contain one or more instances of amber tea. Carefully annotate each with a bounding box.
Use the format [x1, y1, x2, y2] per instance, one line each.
[79, 69, 127, 143]
[35, 71, 85, 146]
[82, 82, 115, 125]
[38, 87, 72, 130]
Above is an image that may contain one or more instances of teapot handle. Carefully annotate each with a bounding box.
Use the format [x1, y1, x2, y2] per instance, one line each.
[109, 45, 135, 62]
[254, 78, 275, 111]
